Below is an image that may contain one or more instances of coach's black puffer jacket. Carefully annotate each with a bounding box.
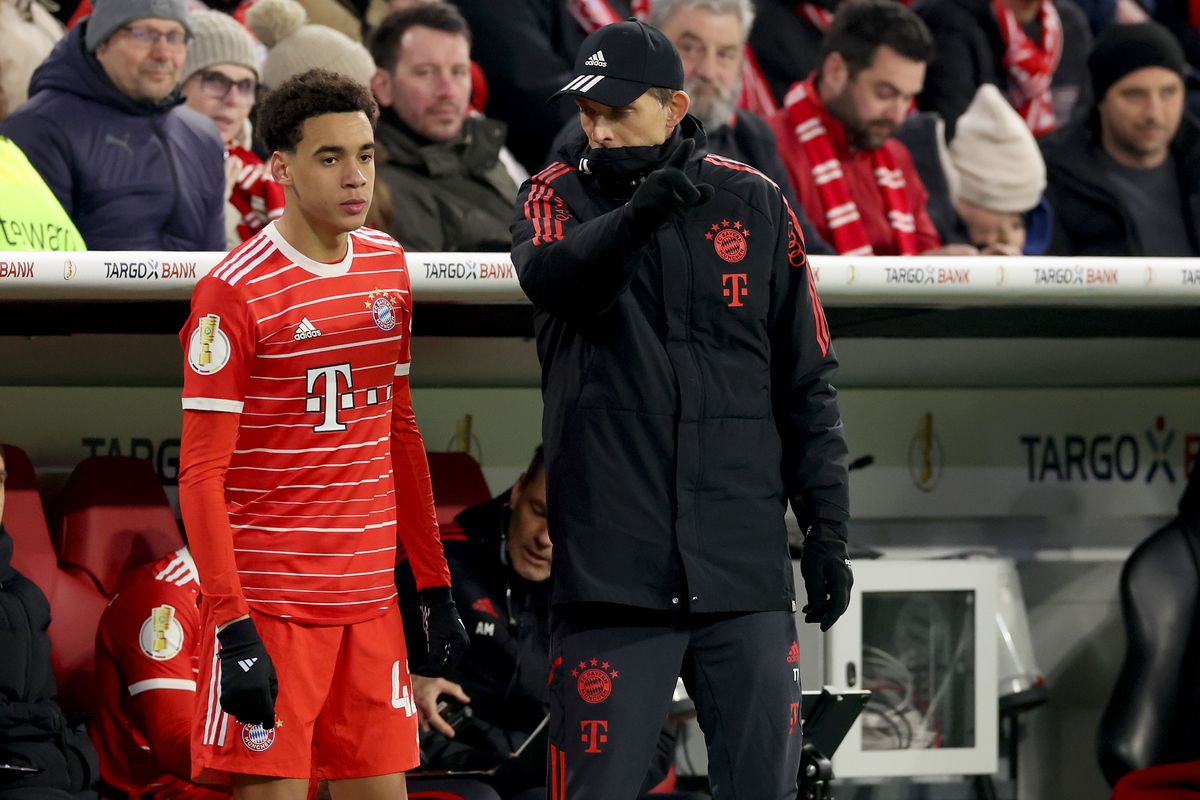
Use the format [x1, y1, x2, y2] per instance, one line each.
[511, 116, 849, 613]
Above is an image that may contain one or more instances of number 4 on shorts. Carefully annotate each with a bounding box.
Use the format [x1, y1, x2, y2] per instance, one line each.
[391, 660, 416, 716]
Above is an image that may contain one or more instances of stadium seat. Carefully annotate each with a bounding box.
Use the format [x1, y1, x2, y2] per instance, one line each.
[427, 451, 492, 532]
[0, 444, 108, 716]
[55, 456, 184, 597]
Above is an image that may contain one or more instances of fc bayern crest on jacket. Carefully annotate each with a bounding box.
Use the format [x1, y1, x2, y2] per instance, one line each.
[705, 219, 750, 263]
[573, 658, 619, 704]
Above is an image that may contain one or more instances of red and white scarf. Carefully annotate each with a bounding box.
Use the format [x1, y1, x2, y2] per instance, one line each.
[781, 79, 918, 256]
[227, 144, 285, 243]
[993, 0, 1062, 136]
[794, 2, 835, 31]
[566, 0, 777, 116]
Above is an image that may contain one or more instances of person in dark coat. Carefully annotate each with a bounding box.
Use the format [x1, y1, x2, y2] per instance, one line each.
[748, 0, 839, 105]
[1040, 22, 1200, 256]
[914, 0, 1093, 139]
[0, 0, 224, 252]
[511, 19, 852, 800]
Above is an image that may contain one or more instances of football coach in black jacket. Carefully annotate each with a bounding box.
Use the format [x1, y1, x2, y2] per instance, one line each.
[510, 18, 852, 800]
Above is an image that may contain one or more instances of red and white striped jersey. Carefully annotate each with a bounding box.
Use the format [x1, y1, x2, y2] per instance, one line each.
[181, 223, 421, 624]
[92, 547, 208, 794]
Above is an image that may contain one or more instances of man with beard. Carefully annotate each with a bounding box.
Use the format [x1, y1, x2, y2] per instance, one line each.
[1040, 22, 1200, 256]
[546, 0, 832, 253]
[769, 0, 966, 256]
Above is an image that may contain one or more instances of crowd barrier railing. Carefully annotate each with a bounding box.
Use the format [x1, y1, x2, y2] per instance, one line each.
[1, 252, 1200, 305]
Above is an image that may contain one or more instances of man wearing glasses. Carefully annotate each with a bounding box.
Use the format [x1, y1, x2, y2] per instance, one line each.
[182, 9, 284, 249]
[0, 0, 225, 251]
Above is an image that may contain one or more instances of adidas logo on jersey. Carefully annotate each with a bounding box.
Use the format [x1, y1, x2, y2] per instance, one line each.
[584, 50, 607, 67]
[238, 657, 258, 672]
[294, 317, 322, 340]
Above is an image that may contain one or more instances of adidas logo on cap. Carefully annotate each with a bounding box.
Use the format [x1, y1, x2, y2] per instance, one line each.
[584, 50, 607, 67]
[294, 317, 322, 341]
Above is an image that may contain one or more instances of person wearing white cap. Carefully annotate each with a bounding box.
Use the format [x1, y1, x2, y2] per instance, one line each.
[948, 84, 1047, 255]
[182, 9, 284, 248]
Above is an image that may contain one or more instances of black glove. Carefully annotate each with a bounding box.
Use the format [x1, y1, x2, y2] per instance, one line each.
[416, 586, 470, 677]
[800, 522, 853, 632]
[626, 138, 715, 238]
[216, 617, 278, 728]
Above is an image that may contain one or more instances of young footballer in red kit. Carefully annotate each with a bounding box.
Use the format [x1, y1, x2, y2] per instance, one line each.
[178, 68, 469, 799]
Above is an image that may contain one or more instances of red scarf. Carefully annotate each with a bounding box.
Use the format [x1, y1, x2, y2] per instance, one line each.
[794, 2, 834, 30]
[227, 145, 285, 243]
[780, 79, 918, 256]
[992, 0, 1062, 136]
[566, 0, 777, 116]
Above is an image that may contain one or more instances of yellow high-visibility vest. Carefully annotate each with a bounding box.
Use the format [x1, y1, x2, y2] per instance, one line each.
[0, 135, 85, 251]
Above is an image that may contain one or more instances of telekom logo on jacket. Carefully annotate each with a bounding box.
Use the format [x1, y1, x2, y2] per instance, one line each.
[722, 273, 748, 308]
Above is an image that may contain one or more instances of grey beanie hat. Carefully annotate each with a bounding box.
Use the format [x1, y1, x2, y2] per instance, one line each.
[182, 10, 260, 83]
[85, 0, 192, 51]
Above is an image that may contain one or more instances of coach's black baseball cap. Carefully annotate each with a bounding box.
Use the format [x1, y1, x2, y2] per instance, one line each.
[548, 18, 685, 107]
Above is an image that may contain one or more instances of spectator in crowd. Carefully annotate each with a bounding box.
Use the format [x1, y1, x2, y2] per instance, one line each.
[368, 3, 520, 251]
[0, 0, 225, 251]
[916, 0, 1092, 139]
[0, 446, 100, 794]
[545, 0, 833, 253]
[247, 0, 375, 89]
[450, 0, 635, 172]
[770, 0, 968, 255]
[0, 0, 64, 117]
[947, 84, 1048, 254]
[182, 9, 284, 249]
[749, 0, 842, 105]
[1040, 22, 1200, 256]
[92, 546, 231, 799]
[398, 447, 690, 800]
[1153, 0, 1200, 102]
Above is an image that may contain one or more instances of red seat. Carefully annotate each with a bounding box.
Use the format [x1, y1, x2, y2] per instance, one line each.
[426, 452, 492, 533]
[55, 456, 184, 597]
[0, 444, 107, 716]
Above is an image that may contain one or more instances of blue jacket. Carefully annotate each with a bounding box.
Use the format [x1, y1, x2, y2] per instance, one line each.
[0, 21, 225, 252]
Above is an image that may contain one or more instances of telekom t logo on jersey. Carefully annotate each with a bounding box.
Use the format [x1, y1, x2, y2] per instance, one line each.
[722, 273, 748, 307]
[306, 364, 353, 432]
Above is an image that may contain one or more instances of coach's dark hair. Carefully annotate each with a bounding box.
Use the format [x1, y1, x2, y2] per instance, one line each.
[821, 0, 935, 77]
[257, 68, 379, 153]
[520, 445, 545, 485]
[369, 2, 471, 72]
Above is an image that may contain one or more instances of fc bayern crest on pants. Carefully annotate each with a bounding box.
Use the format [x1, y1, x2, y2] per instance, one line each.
[572, 658, 619, 704]
[241, 722, 276, 752]
[704, 219, 750, 263]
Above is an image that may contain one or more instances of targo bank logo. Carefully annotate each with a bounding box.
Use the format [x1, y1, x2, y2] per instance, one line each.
[1019, 416, 1198, 483]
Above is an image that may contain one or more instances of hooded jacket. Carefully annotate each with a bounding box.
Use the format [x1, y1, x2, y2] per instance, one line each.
[1039, 112, 1200, 256]
[0, 20, 225, 251]
[375, 110, 518, 252]
[511, 117, 849, 613]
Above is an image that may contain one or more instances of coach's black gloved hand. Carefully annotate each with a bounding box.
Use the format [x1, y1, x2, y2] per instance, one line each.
[800, 521, 854, 632]
[626, 138, 715, 238]
[216, 617, 278, 729]
[416, 586, 470, 678]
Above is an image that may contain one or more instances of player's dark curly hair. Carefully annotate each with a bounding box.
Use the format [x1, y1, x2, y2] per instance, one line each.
[256, 69, 379, 153]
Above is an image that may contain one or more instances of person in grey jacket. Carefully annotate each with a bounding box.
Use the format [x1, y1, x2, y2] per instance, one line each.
[369, 3, 519, 252]
[0, 0, 224, 252]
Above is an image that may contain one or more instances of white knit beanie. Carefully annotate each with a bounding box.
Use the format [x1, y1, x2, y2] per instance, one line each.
[182, 10, 259, 83]
[948, 84, 1047, 214]
[246, 0, 374, 89]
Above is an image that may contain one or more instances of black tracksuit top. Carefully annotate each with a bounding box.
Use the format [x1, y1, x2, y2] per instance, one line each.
[511, 120, 850, 613]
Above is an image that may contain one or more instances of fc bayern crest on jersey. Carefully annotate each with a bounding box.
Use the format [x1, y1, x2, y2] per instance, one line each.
[365, 289, 403, 332]
[704, 219, 750, 263]
[572, 658, 619, 704]
[138, 604, 184, 661]
[241, 722, 276, 752]
[187, 313, 231, 375]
